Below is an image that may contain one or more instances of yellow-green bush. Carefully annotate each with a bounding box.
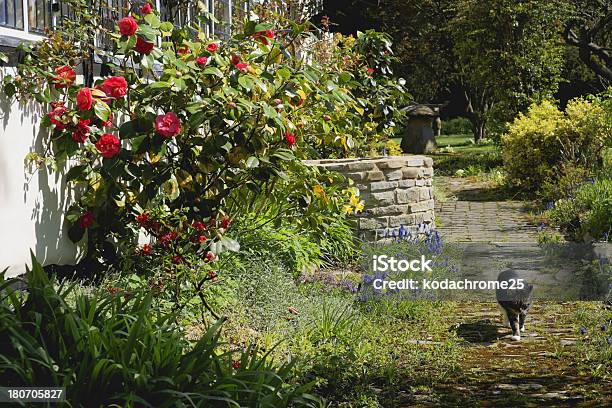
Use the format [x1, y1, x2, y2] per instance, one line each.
[502, 97, 611, 196]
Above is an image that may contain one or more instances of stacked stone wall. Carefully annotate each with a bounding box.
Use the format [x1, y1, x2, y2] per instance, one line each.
[304, 156, 434, 240]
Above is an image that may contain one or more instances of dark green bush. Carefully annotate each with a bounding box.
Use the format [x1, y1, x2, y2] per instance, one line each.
[441, 117, 473, 135]
[0, 254, 320, 407]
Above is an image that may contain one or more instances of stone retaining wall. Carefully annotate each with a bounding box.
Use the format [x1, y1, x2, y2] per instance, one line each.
[304, 156, 434, 240]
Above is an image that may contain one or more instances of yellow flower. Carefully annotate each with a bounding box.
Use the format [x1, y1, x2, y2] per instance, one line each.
[342, 204, 354, 215]
[349, 194, 361, 207]
[354, 200, 365, 213]
[313, 184, 325, 199]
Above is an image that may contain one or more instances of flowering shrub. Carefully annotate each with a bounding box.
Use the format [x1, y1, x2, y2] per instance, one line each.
[6, 5, 368, 264]
[502, 95, 612, 196]
[307, 29, 411, 157]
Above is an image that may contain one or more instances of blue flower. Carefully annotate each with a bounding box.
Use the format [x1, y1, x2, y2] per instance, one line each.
[580, 327, 587, 335]
[546, 201, 554, 210]
[363, 274, 374, 285]
[602, 324, 607, 332]
[607, 336, 612, 345]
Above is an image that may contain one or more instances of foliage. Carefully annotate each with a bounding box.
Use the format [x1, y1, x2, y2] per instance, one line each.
[309, 29, 412, 157]
[441, 118, 472, 135]
[502, 95, 612, 196]
[543, 177, 612, 242]
[0, 254, 320, 407]
[366, 0, 567, 141]
[3, 5, 376, 267]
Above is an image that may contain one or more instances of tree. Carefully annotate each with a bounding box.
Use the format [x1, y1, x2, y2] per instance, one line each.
[564, 0, 612, 86]
[364, 0, 566, 141]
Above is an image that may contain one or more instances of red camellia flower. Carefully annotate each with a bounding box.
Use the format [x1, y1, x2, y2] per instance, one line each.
[196, 56, 209, 66]
[366, 67, 375, 75]
[220, 216, 231, 229]
[52, 65, 76, 89]
[285, 131, 296, 148]
[235, 62, 249, 72]
[205, 251, 216, 262]
[134, 37, 154, 55]
[155, 112, 181, 138]
[48, 104, 68, 130]
[72, 119, 91, 143]
[207, 43, 219, 53]
[136, 212, 149, 226]
[78, 211, 94, 229]
[198, 235, 207, 243]
[100, 76, 128, 100]
[95, 134, 121, 158]
[254, 29, 274, 45]
[192, 220, 206, 231]
[76, 87, 93, 111]
[231, 55, 241, 65]
[140, 2, 153, 14]
[141, 244, 152, 255]
[118, 16, 138, 36]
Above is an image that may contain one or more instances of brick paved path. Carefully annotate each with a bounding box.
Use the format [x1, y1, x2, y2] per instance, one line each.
[434, 177, 538, 243]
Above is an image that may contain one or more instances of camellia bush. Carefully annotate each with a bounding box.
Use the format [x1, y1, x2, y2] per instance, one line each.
[4, 3, 369, 269]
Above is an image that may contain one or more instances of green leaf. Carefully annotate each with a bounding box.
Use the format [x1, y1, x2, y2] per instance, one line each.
[159, 22, 173, 35]
[246, 156, 259, 168]
[203, 67, 224, 78]
[238, 75, 254, 91]
[65, 165, 87, 182]
[144, 13, 161, 28]
[148, 81, 171, 90]
[94, 101, 111, 122]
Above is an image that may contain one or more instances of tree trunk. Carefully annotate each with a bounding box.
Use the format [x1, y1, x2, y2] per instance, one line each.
[470, 117, 487, 142]
[464, 90, 488, 142]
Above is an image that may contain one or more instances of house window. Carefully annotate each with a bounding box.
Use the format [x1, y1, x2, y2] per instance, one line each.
[0, 0, 241, 42]
[0, 0, 24, 30]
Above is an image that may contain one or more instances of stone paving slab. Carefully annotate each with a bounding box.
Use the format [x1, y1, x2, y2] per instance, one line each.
[435, 200, 538, 243]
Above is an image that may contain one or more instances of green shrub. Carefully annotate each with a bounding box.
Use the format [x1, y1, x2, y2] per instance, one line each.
[441, 117, 472, 135]
[502, 97, 612, 196]
[544, 177, 612, 242]
[0, 255, 320, 407]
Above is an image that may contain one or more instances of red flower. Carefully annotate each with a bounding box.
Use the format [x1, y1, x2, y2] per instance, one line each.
[78, 211, 94, 229]
[72, 119, 91, 143]
[118, 16, 138, 36]
[235, 63, 249, 72]
[192, 220, 206, 231]
[48, 104, 68, 130]
[205, 251, 216, 262]
[231, 55, 241, 65]
[140, 2, 153, 14]
[134, 37, 154, 55]
[76, 87, 93, 111]
[366, 67, 375, 75]
[155, 112, 181, 138]
[220, 216, 231, 229]
[160, 231, 178, 246]
[52, 65, 76, 89]
[285, 131, 296, 148]
[136, 212, 149, 226]
[96, 134, 121, 158]
[100, 76, 128, 100]
[141, 244, 152, 255]
[196, 56, 209, 66]
[254, 29, 274, 45]
[232, 360, 241, 370]
[172, 255, 183, 264]
[177, 46, 190, 56]
[198, 235, 207, 243]
[207, 43, 219, 52]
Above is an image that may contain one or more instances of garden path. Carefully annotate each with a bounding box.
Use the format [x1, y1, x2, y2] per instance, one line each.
[408, 176, 612, 406]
